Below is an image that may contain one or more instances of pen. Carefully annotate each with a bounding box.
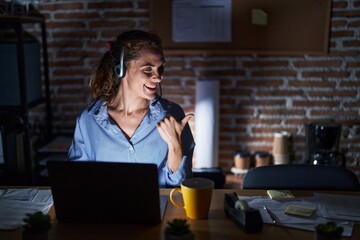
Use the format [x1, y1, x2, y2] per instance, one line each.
[263, 205, 277, 223]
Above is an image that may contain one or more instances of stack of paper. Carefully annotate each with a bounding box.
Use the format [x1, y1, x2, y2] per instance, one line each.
[0, 188, 53, 230]
[238, 193, 360, 237]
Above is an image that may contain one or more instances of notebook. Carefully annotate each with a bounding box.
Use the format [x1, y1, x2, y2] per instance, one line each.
[47, 161, 167, 224]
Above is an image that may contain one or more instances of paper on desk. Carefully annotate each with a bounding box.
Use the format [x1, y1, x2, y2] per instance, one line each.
[314, 193, 360, 222]
[238, 196, 354, 237]
[0, 189, 53, 230]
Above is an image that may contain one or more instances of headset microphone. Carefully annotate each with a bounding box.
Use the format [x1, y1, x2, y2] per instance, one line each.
[151, 83, 162, 106]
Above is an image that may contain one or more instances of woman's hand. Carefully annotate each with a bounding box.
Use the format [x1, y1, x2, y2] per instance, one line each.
[157, 113, 193, 172]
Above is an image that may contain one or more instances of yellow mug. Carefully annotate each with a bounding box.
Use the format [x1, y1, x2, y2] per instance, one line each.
[169, 178, 214, 219]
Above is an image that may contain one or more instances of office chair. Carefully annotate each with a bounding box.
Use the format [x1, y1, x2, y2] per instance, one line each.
[242, 164, 360, 191]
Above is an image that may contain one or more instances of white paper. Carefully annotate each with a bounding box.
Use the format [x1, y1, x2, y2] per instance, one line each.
[0, 188, 53, 230]
[238, 195, 354, 237]
[172, 0, 232, 42]
[315, 193, 360, 222]
[194, 80, 219, 168]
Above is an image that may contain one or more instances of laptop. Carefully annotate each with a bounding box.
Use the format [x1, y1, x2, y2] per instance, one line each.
[47, 161, 167, 224]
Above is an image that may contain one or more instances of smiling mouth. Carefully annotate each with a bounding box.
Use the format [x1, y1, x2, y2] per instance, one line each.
[144, 84, 157, 93]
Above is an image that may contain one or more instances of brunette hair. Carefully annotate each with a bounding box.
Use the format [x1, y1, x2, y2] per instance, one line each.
[89, 30, 163, 103]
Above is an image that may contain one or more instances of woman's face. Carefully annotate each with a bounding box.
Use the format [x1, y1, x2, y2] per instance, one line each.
[125, 49, 165, 101]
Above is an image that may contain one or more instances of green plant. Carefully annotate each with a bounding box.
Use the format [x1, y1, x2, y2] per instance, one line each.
[23, 211, 51, 234]
[165, 218, 192, 236]
[316, 221, 343, 238]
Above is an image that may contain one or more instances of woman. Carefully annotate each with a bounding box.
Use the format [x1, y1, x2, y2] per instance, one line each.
[68, 30, 195, 187]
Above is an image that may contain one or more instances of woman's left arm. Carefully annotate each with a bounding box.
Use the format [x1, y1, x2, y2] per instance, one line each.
[156, 114, 193, 173]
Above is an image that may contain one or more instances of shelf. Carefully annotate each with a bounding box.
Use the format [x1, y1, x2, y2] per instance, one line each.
[0, 14, 52, 185]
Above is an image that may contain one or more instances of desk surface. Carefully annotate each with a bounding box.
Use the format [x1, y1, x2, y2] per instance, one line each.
[1, 188, 359, 240]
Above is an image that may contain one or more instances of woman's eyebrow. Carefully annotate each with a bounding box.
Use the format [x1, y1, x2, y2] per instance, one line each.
[140, 61, 166, 67]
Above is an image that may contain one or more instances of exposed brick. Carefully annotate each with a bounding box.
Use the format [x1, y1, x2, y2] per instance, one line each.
[89, 20, 136, 28]
[349, 20, 360, 27]
[289, 80, 336, 88]
[54, 12, 100, 19]
[330, 19, 347, 27]
[104, 11, 149, 18]
[236, 80, 284, 87]
[242, 60, 289, 68]
[327, 50, 360, 56]
[87, 1, 133, 9]
[343, 40, 360, 47]
[292, 100, 340, 108]
[308, 90, 357, 97]
[302, 71, 350, 78]
[344, 101, 360, 107]
[190, 60, 236, 68]
[252, 70, 297, 77]
[331, 29, 355, 38]
[19, 0, 359, 171]
[347, 61, 360, 67]
[199, 69, 246, 77]
[259, 109, 305, 116]
[310, 109, 359, 117]
[236, 100, 286, 107]
[293, 60, 342, 68]
[38, 2, 84, 11]
[52, 30, 97, 39]
[332, 1, 348, 9]
[256, 90, 303, 97]
[46, 21, 86, 29]
[331, 10, 360, 18]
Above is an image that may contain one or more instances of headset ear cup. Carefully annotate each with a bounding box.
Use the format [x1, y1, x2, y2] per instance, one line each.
[114, 48, 126, 78]
[114, 65, 122, 78]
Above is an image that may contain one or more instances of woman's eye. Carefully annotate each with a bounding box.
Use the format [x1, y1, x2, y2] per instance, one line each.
[143, 68, 152, 74]
[158, 66, 164, 76]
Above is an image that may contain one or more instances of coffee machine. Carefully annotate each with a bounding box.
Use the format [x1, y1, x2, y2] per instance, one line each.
[305, 122, 346, 167]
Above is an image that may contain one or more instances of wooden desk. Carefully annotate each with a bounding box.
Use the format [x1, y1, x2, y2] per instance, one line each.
[1, 188, 359, 240]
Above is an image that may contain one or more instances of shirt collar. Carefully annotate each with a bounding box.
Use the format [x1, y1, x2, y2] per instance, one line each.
[88, 99, 163, 124]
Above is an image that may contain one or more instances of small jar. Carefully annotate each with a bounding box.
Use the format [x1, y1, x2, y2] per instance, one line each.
[255, 151, 270, 167]
[234, 150, 251, 170]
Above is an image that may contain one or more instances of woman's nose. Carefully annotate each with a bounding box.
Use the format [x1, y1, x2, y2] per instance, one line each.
[152, 72, 163, 81]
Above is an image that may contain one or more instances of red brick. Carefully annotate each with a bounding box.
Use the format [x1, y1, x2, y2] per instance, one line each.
[38, 2, 84, 11]
[308, 90, 357, 97]
[199, 69, 246, 77]
[259, 109, 305, 116]
[242, 60, 289, 68]
[302, 71, 350, 78]
[292, 100, 340, 108]
[191, 60, 236, 68]
[256, 90, 303, 97]
[88, 1, 133, 9]
[343, 40, 360, 47]
[293, 60, 342, 68]
[332, 10, 360, 17]
[252, 70, 297, 77]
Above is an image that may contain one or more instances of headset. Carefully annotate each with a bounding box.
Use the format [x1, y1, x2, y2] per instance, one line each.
[113, 46, 162, 106]
[114, 48, 126, 79]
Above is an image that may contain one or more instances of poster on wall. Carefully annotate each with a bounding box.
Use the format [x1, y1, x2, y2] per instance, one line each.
[172, 0, 232, 42]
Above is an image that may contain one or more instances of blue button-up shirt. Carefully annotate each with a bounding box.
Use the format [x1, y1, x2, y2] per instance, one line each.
[68, 98, 195, 187]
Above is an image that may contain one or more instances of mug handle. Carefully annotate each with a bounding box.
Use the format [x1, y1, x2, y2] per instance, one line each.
[169, 188, 185, 210]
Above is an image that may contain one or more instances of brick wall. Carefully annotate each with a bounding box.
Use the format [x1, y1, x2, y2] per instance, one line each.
[28, 0, 359, 171]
